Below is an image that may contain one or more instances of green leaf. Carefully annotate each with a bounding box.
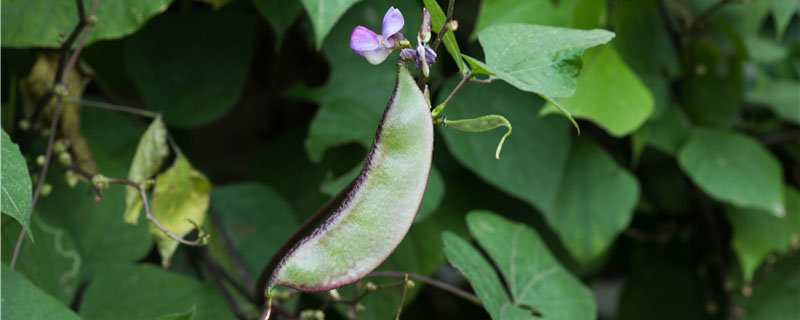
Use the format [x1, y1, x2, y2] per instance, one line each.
[549, 138, 639, 263]
[442, 232, 512, 319]
[79, 265, 235, 320]
[471, 0, 577, 40]
[438, 78, 571, 220]
[477, 24, 614, 98]
[1, 0, 171, 48]
[124, 116, 169, 224]
[746, 80, 800, 125]
[610, 0, 680, 76]
[462, 54, 494, 76]
[1, 129, 32, 239]
[1, 216, 81, 305]
[320, 164, 445, 223]
[152, 307, 195, 320]
[541, 46, 654, 137]
[252, 0, 303, 44]
[210, 182, 298, 275]
[679, 42, 742, 128]
[445, 211, 597, 320]
[443, 115, 512, 159]
[423, 0, 466, 73]
[734, 252, 800, 320]
[305, 99, 383, 162]
[745, 36, 790, 64]
[125, 9, 258, 127]
[642, 105, 692, 156]
[301, 0, 361, 49]
[771, 0, 797, 39]
[150, 157, 212, 267]
[728, 186, 800, 283]
[678, 128, 785, 216]
[1, 264, 81, 320]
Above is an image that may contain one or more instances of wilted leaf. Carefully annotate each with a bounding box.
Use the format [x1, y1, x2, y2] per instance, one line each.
[477, 23, 614, 98]
[1, 130, 32, 238]
[541, 46, 654, 137]
[678, 128, 785, 216]
[301, 0, 361, 49]
[150, 157, 212, 267]
[1, 264, 81, 320]
[124, 115, 168, 224]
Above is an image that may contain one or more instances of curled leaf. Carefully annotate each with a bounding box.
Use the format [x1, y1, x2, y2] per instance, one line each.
[124, 116, 169, 224]
[444, 115, 512, 159]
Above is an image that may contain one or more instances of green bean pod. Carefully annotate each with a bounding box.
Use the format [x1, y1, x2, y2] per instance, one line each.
[271, 63, 434, 291]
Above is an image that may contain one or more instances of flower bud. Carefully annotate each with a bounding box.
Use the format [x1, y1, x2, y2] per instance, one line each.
[406, 279, 416, 289]
[420, 8, 432, 43]
[87, 15, 98, 26]
[65, 170, 79, 188]
[354, 303, 366, 314]
[447, 20, 459, 31]
[18, 119, 31, 131]
[365, 282, 378, 292]
[53, 140, 67, 154]
[328, 289, 341, 300]
[36, 155, 46, 166]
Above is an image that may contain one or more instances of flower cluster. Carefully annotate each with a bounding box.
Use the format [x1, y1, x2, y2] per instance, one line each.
[350, 6, 436, 74]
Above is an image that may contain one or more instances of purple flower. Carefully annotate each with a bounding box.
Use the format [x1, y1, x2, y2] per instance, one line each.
[350, 7, 406, 65]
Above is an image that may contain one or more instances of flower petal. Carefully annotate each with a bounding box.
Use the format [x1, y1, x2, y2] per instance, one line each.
[350, 26, 381, 57]
[363, 47, 393, 65]
[381, 6, 404, 42]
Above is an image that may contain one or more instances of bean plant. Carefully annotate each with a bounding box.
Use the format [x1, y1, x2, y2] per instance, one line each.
[0, 0, 798, 320]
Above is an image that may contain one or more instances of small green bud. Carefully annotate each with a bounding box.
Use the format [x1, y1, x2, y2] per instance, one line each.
[299, 310, 317, 320]
[18, 119, 31, 131]
[87, 15, 98, 26]
[36, 155, 46, 166]
[59, 152, 72, 166]
[406, 279, 415, 289]
[365, 282, 378, 292]
[53, 140, 67, 154]
[40, 128, 50, 137]
[41, 184, 53, 196]
[354, 303, 365, 314]
[65, 170, 79, 188]
[91, 174, 108, 189]
[314, 310, 325, 320]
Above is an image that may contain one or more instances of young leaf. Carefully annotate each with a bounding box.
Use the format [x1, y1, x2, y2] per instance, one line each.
[271, 63, 433, 291]
[541, 46, 655, 137]
[444, 115, 512, 159]
[124, 116, 169, 224]
[301, 0, 361, 49]
[150, 157, 212, 267]
[728, 187, 800, 283]
[423, 0, 467, 73]
[2, 264, 81, 320]
[678, 128, 785, 216]
[1, 0, 172, 48]
[477, 24, 615, 98]
[461, 54, 494, 76]
[1, 130, 33, 239]
[746, 80, 800, 125]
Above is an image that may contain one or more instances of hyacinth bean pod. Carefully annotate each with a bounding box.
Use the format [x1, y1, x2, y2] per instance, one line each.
[270, 62, 434, 291]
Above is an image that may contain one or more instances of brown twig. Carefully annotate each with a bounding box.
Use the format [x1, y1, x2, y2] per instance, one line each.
[255, 179, 358, 307]
[11, 0, 99, 268]
[395, 274, 410, 320]
[10, 103, 63, 268]
[758, 129, 800, 145]
[368, 271, 482, 306]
